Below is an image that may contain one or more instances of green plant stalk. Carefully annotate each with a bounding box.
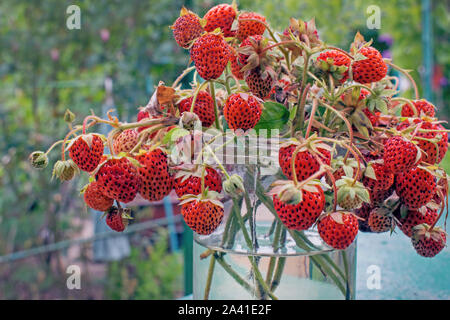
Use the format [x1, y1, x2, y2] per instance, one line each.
[203, 253, 216, 300]
[341, 250, 352, 300]
[265, 221, 282, 285]
[214, 253, 254, 294]
[209, 81, 221, 130]
[270, 257, 286, 292]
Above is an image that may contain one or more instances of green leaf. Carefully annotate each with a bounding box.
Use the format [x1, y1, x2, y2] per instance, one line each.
[254, 101, 290, 131]
[162, 127, 189, 145]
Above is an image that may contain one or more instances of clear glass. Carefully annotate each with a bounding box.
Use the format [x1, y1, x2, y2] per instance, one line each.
[193, 165, 356, 300]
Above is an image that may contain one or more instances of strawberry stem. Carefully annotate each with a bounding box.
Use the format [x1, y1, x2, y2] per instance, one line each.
[385, 60, 419, 100]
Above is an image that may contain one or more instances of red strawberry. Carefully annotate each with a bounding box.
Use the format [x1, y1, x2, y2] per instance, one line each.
[180, 193, 224, 235]
[401, 100, 435, 118]
[137, 109, 151, 133]
[178, 91, 215, 127]
[83, 181, 114, 212]
[279, 143, 331, 182]
[190, 33, 230, 80]
[203, 3, 237, 37]
[273, 185, 325, 231]
[245, 67, 274, 99]
[113, 129, 139, 154]
[69, 134, 104, 172]
[317, 50, 351, 82]
[362, 108, 380, 126]
[171, 7, 205, 49]
[95, 157, 141, 203]
[352, 46, 388, 84]
[383, 136, 419, 174]
[238, 35, 263, 66]
[368, 187, 392, 206]
[237, 12, 266, 41]
[395, 167, 436, 209]
[174, 166, 222, 198]
[223, 93, 262, 130]
[411, 224, 446, 257]
[396, 207, 438, 238]
[318, 212, 359, 249]
[136, 148, 174, 202]
[229, 47, 244, 80]
[368, 208, 394, 233]
[415, 122, 448, 164]
[355, 203, 373, 232]
[105, 206, 130, 232]
[362, 162, 394, 191]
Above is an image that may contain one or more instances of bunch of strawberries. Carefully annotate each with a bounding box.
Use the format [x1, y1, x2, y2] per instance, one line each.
[30, 1, 448, 259]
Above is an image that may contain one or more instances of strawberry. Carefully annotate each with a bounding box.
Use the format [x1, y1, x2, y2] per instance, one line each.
[180, 192, 224, 235]
[95, 156, 141, 203]
[401, 99, 435, 118]
[278, 142, 331, 182]
[411, 224, 446, 257]
[318, 212, 359, 249]
[396, 207, 438, 238]
[113, 129, 139, 154]
[415, 122, 448, 164]
[237, 12, 266, 41]
[245, 67, 274, 99]
[136, 148, 174, 202]
[264, 79, 290, 101]
[362, 161, 394, 191]
[383, 136, 419, 174]
[362, 108, 380, 126]
[69, 134, 104, 172]
[395, 167, 436, 209]
[171, 7, 205, 49]
[368, 187, 392, 206]
[229, 47, 244, 80]
[178, 91, 215, 127]
[352, 46, 388, 84]
[203, 3, 237, 37]
[238, 35, 263, 66]
[83, 181, 114, 212]
[272, 183, 325, 231]
[174, 166, 222, 198]
[105, 206, 131, 232]
[190, 33, 230, 80]
[368, 208, 394, 233]
[223, 93, 262, 130]
[355, 203, 373, 232]
[316, 50, 351, 82]
[137, 109, 151, 133]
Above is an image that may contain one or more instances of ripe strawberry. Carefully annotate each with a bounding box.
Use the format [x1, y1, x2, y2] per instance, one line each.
[415, 122, 448, 164]
[237, 12, 266, 41]
[362, 108, 380, 126]
[171, 7, 205, 49]
[279, 143, 331, 182]
[383, 136, 419, 174]
[411, 224, 446, 257]
[190, 33, 230, 80]
[352, 46, 388, 84]
[203, 3, 237, 37]
[174, 166, 222, 197]
[401, 99, 435, 118]
[180, 192, 224, 235]
[368, 209, 394, 233]
[229, 47, 244, 80]
[136, 148, 174, 202]
[395, 167, 436, 209]
[272, 184, 325, 231]
[223, 93, 262, 130]
[318, 212, 359, 249]
[113, 129, 139, 154]
[95, 157, 141, 203]
[105, 206, 131, 232]
[355, 203, 373, 232]
[238, 35, 263, 66]
[245, 67, 274, 99]
[137, 109, 151, 133]
[368, 187, 392, 206]
[396, 207, 438, 238]
[83, 181, 114, 212]
[69, 134, 104, 172]
[316, 50, 351, 82]
[362, 161, 394, 191]
[178, 91, 215, 127]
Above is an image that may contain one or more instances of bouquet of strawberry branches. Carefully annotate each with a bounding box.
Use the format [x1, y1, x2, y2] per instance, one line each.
[30, 2, 448, 299]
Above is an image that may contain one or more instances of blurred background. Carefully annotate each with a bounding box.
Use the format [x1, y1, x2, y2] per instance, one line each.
[0, 0, 448, 300]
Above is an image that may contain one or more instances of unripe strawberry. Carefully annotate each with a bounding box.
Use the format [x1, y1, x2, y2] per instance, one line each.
[368, 208, 395, 233]
[29, 151, 49, 169]
[69, 134, 104, 172]
[171, 8, 205, 49]
[318, 212, 359, 249]
[113, 129, 139, 154]
[190, 33, 230, 80]
[83, 181, 114, 212]
[352, 46, 388, 84]
[237, 12, 266, 41]
[223, 93, 262, 131]
[203, 3, 237, 37]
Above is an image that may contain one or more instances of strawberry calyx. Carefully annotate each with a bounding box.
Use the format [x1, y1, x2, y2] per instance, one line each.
[268, 179, 324, 205]
[179, 189, 224, 208]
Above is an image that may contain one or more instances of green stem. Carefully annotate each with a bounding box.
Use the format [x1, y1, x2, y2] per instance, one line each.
[341, 250, 352, 300]
[215, 253, 254, 294]
[203, 253, 216, 300]
[209, 81, 221, 130]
